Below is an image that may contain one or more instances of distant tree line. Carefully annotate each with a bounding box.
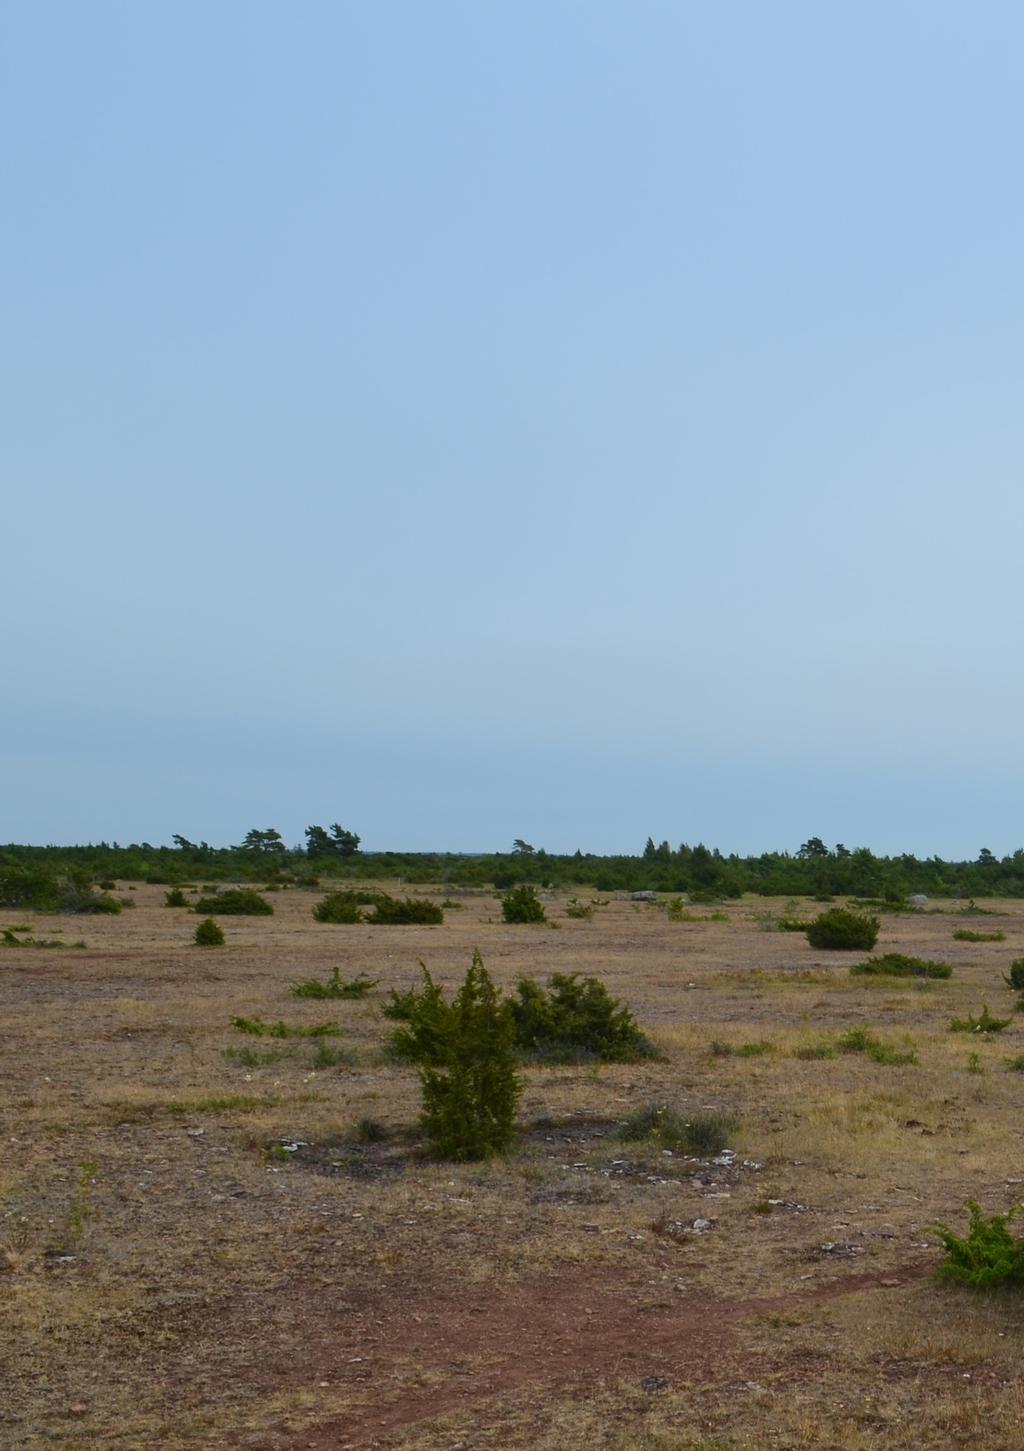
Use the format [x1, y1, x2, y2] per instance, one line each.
[3, 830, 1024, 901]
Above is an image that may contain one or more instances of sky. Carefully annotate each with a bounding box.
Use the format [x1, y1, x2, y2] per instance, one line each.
[3, 1, 1024, 858]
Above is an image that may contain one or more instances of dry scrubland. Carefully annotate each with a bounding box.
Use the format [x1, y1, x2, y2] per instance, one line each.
[4, 886, 1024, 1450]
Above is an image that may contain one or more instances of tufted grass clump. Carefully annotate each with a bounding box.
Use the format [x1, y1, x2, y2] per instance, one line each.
[953, 929, 1006, 943]
[837, 1026, 918, 1065]
[618, 1104, 737, 1157]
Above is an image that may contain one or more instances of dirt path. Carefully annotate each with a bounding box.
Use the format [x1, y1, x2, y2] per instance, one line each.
[248, 1258, 935, 1449]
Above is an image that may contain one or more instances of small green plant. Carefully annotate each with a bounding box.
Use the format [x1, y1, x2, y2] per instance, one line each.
[193, 888, 273, 916]
[265, 1144, 291, 1162]
[736, 1040, 773, 1056]
[509, 973, 655, 1062]
[1004, 960, 1024, 990]
[837, 1027, 918, 1065]
[222, 1045, 288, 1067]
[949, 1005, 1012, 1034]
[806, 909, 879, 951]
[310, 1040, 350, 1069]
[501, 885, 547, 923]
[164, 888, 188, 907]
[793, 1042, 835, 1059]
[966, 1052, 984, 1074]
[953, 929, 1006, 943]
[777, 916, 813, 932]
[61, 1160, 97, 1249]
[850, 953, 952, 980]
[230, 1015, 341, 1038]
[564, 897, 594, 920]
[194, 918, 225, 946]
[666, 897, 728, 923]
[933, 1201, 1024, 1289]
[1005, 1055, 1024, 1072]
[618, 1104, 737, 1156]
[290, 968, 378, 999]
[393, 951, 521, 1161]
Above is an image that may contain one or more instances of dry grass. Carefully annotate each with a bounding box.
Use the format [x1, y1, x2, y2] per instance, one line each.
[2, 885, 1024, 1448]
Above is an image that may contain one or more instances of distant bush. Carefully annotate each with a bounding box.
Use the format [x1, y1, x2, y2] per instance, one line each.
[509, 972, 654, 1062]
[850, 953, 952, 980]
[390, 951, 520, 1161]
[949, 1006, 1011, 1034]
[1004, 960, 1024, 991]
[934, 1202, 1024, 1290]
[501, 885, 546, 923]
[194, 918, 225, 946]
[313, 892, 364, 923]
[164, 888, 188, 907]
[806, 909, 879, 951]
[230, 1015, 341, 1038]
[619, 1104, 737, 1157]
[369, 896, 444, 926]
[193, 889, 273, 916]
[953, 929, 1006, 943]
[564, 898, 594, 920]
[290, 968, 377, 999]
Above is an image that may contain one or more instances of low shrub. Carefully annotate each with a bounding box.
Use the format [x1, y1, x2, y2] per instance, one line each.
[619, 1104, 737, 1156]
[777, 916, 813, 932]
[309, 1041, 351, 1069]
[934, 1201, 1024, 1289]
[164, 888, 188, 907]
[509, 972, 655, 1062]
[290, 968, 378, 999]
[954, 929, 1006, 943]
[1005, 1055, 1024, 1072]
[193, 889, 273, 916]
[369, 896, 444, 925]
[194, 918, 225, 946]
[949, 1006, 1011, 1034]
[353, 1116, 389, 1143]
[806, 909, 879, 951]
[565, 898, 594, 920]
[1004, 960, 1024, 991]
[501, 885, 546, 924]
[313, 892, 364, 923]
[793, 1042, 835, 1060]
[230, 1016, 341, 1038]
[851, 953, 952, 980]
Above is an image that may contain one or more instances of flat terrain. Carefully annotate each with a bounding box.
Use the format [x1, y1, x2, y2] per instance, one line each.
[4, 885, 1024, 1449]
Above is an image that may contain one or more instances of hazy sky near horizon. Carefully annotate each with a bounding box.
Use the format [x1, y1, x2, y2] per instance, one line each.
[4, 2, 1024, 857]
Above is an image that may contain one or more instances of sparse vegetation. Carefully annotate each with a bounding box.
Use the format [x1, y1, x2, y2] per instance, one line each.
[953, 928, 1006, 943]
[837, 1027, 918, 1065]
[1004, 959, 1024, 990]
[368, 895, 444, 925]
[164, 887, 188, 907]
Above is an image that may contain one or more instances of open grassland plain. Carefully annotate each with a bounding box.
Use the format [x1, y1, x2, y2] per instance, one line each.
[4, 886, 1024, 1449]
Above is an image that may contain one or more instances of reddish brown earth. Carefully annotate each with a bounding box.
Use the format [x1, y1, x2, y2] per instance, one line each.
[247, 1258, 935, 1450]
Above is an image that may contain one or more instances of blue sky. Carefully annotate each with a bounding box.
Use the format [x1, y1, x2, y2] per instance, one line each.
[3, 2, 1023, 856]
